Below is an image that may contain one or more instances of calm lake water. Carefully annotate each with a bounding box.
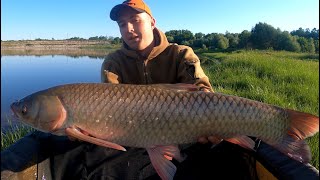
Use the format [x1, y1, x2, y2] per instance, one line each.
[1, 55, 105, 129]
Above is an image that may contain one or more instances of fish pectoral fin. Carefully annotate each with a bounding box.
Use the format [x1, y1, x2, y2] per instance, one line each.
[65, 127, 126, 151]
[225, 135, 255, 150]
[146, 145, 183, 180]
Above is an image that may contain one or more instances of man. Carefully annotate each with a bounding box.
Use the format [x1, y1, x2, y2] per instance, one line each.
[100, 0, 259, 179]
[2, 0, 318, 179]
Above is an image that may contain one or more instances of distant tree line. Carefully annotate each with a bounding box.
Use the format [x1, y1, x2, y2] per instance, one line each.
[32, 36, 122, 45]
[65, 36, 122, 45]
[30, 22, 318, 53]
[165, 22, 319, 53]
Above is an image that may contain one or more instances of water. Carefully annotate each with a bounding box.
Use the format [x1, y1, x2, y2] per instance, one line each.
[1, 55, 105, 129]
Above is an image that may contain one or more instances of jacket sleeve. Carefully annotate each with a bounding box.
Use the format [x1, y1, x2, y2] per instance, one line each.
[176, 45, 214, 92]
[255, 141, 319, 179]
[100, 55, 122, 84]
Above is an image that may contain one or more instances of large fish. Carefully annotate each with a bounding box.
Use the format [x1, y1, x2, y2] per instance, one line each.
[11, 83, 319, 180]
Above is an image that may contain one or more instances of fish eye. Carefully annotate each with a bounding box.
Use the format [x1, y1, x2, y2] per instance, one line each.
[21, 106, 27, 115]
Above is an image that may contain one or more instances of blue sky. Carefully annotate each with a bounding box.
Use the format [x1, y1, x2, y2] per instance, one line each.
[1, 0, 319, 40]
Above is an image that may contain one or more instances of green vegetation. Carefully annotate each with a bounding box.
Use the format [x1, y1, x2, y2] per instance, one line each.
[199, 50, 319, 169]
[166, 23, 319, 53]
[83, 21, 319, 53]
[1, 117, 35, 151]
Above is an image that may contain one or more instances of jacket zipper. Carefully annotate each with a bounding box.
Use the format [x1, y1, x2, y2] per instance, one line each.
[143, 60, 149, 84]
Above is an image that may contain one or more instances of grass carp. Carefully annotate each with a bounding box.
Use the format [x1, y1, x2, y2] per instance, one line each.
[11, 83, 319, 180]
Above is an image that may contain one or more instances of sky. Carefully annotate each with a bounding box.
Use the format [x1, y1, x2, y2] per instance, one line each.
[1, 0, 319, 41]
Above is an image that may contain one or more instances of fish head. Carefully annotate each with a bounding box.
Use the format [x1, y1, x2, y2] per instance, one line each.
[10, 93, 67, 133]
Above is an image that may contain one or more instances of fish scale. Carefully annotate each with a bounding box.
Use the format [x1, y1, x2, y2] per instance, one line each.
[75, 86, 258, 146]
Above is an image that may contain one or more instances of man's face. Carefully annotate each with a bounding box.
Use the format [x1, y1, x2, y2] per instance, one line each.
[117, 8, 155, 51]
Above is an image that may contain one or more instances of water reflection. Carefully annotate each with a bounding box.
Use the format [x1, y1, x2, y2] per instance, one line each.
[1, 54, 105, 129]
[1, 48, 111, 58]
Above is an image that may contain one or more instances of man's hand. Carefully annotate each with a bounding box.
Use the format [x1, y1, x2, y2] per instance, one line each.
[199, 86, 214, 93]
[198, 136, 223, 144]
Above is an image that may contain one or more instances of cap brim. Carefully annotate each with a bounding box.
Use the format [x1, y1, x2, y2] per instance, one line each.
[110, 4, 145, 21]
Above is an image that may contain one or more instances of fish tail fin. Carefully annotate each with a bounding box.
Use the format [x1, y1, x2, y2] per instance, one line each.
[286, 109, 319, 140]
[268, 109, 318, 163]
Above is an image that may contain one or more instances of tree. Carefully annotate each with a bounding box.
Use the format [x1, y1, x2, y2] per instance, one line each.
[214, 34, 229, 50]
[291, 28, 306, 37]
[181, 40, 190, 46]
[195, 32, 205, 39]
[98, 36, 108, 41]
[310, 28, 319, 40]
[250, 22, 278, 49]
[297, 37, 315, 53]
[192, 38, 206, 48]
[225, 32, 239, 49]
[238, 30, 251, 49]
[166, 36, 174, 43]
[165, 30, 194, 44]
[297, 37, 308, 52]
[203, 33, 217, 48]
[89, 36, 99, 40]
[111, 37, 122, 44]
[291, 28, 319, 40]
[307, 38, 316, 53]
[314, 39, 319, 53]
[67, 37, 85, 41]
[274, 31, 300, 52]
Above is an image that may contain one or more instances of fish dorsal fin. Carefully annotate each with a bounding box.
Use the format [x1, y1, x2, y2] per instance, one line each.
[146, 145, 184, 180]
[65, 127, 126, 151]
[154, 83, 201, 92]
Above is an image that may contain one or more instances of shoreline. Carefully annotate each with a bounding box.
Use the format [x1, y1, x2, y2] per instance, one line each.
[1, 40, 121, 57]
[1, 40, 113, 49]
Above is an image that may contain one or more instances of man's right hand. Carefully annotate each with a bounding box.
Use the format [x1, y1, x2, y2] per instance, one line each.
[198, 136, 223, 144]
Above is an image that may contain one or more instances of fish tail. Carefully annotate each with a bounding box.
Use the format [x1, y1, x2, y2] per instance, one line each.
[269, 109, 319, 163]
[286, 109, 319, 140]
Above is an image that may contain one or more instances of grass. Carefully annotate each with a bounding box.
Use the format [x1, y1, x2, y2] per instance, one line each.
[1, 49, 319, 169]
[199, 49, 319, 169]
[1, 116, 35, 151]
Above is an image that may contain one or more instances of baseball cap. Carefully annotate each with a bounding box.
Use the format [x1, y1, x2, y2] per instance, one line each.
[110, 0, 152, 21]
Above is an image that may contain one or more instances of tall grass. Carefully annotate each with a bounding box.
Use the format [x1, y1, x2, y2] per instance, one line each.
[1, 117, 35, 151]
[200, 50, 319, 169]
